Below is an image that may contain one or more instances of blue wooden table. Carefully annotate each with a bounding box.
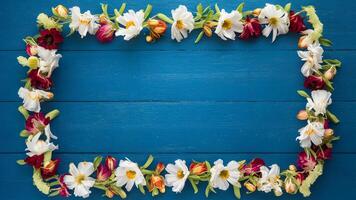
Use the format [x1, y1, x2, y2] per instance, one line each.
[1, 0, 356, 199]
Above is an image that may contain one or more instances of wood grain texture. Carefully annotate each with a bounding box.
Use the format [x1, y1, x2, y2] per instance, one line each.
[0, 0, 355, 199]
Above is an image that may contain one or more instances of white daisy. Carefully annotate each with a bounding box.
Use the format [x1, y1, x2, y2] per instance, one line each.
[298, 43, 324, 77]
[25, 133, 58, 157]
[115, 159, 146, 191]
[37, 46, 62, 77]
[64, 162, 95, 198]
[165, 159, 190, 193]
[306, 90, 332, 116]
[258, 164, 283, 196]
[258, 4, 290, 42]
[215, 9, 243, 40]
[18, 87, 53, 112]
[69, 6, 99, 38]
[209, 159, 241, 191]
[171, 5, 194, 42]
[116, 10, 145, 41]
[297, 121, 325, 148]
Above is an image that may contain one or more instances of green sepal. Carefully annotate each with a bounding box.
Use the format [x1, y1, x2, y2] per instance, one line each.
[118, 3, 127, 15]
[189, 178, 199, 194]
[139, 184, 145, 194]
[45, 109, 60, 120]
[236, 3, 244, 13]
[319, 37, 333, 47]
[93, 156, 103, 170]
[297, 90, 310, 98]
[17, 159, 26, 165]
[157, 13, 173, 24]
[142, 155, 154, 169]
[144, 4, 152, 19]
[214, 4, 220, 15]
[18, 106, 30, 119]
[20, 130, 30, 137]
[284, 3, 292, 13]
[326, 110, 340, 124]
[195, 31, 204, 44]
[233, 185, 241, 199]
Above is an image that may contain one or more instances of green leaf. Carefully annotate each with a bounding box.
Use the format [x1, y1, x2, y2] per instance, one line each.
[284, 3, 292, 13]
[118, 3, 126, 15]
[326, 110, 340, 124]
[43, 151, 52, 165]
[20, 130, 30, 137]
[17, 159, 26, 165]
[236, 3, 245, 13]
[139, 184, 145, 194]
[195, 31, 204, 44]
[144, 4, 152, 19]
[18, 106, 30, 119]
[319, 37, 333, 47]
[297, 90, 310, 98]
[324, 59, 341, 68]
[45, 109, 60, 120]
[189, 178, 199, 194]
[157, 13, 173, 24]
[93, 156, 103, 170]
[233, 185, 241, 199]
[33, 169, 50, 195]
[299, 164, 323, 197]
[197, 3, 203, 14]
[142, 155, 154, 169]
[205, 184, 211, 197]
[215, 4, 220, 14]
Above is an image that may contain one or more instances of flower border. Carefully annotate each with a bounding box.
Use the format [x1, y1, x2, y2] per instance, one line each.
[16, 2, 342, 199]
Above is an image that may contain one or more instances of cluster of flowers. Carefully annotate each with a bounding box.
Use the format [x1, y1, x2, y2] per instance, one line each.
[16, 2, 342, 199]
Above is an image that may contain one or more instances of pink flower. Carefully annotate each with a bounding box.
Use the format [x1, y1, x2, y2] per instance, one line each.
[240, 17, 262, 40]
[96, 23, 115, 43]
[297, 151, 317, 171]
[59, 175, 71, 197]
[97, 164, 111, 181]
[242, 158, 265, 175]
[304, 75, 325, 90]
[105, 156, 118, 171]
[24, 154, 44, 169]
[289, 11, 306, 33]
[25, 112, 50, 135]
[41, 158, 60, 179]
[317, 146, 332, 160]
[28, 69, 53, 90]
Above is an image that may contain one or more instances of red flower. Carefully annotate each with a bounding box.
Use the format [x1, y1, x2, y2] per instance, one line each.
[97, 164, 111, 181]
[28, 69, 53, 90]
[37, 28, 63, 50]
[189, 162, 208, 175]
[155, 162, 165, 174]
[24, 154, 44, 169]
[323, 120, 330, 129]
[25, 112, 50, 134]
[304, 75, 325, 90]
[317, 146, 332, 160]
[105, 156, 118, 171]
[289, 11, 306, 33]
[26, 45, 37, 56]
[240, 17, 262, 40]
[41, 159, 60, 179]
[297, 151, 317, 171]
[96, 23, 115, 43]
[242, 158, 265, 175]
[59, 175, 70, 197]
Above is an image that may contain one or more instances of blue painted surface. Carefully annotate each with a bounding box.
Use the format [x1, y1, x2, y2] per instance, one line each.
[1, 0, 356, 199]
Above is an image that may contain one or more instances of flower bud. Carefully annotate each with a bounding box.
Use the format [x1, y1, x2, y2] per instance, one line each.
[41, 158, 60, 179]
[97, 164, 111, 181]
[285, 179, 297, 194]
[189, 162, 208, 175]
[105, 156, 118, 171]
[146, 35, 153, 43]
[253, 8, 261, 17]
[324, 128, 334, 139]
[148, 19, 159, 26]
[324, 67, 337, 80]
[288, 164, 297, 171]
[26, 45, 38, 56]
[105, 189, 115, 198]
[155, 162, 165, 174]
[147, 19, 167, 41]
[296, 110, 308, 120]
[53, 5, 68, 18]
[148, 175, 166, 193]
[244, 181, 256, 192]
[96, 24, 115, 43]
[99, 14, 109, 24]
[203, 25, 212, 37]
[28, 56, 39, 69]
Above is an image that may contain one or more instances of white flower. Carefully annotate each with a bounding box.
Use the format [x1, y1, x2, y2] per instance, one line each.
[37, 46, 62, 77]
[115, 159, 146, 191]
[69, 6, 99, 38]
[298, 43, 324, 77]
[25, 133, 58, 157]
[299, 29, 319, 48]
[18, 87, 53, 112]
[165, 159, 190, 193]
[43, 124, 57, 143]
[215, 10, 243, 40]
[209, 159, 241, 190]
[116, 10, 145, 41]
[64, 162, 95, 198]
[258, 4, 290, 42]
[171, 5, 194, 42]
[297, 121, 325, 148]
[258, 164, 283, 196]
[306, 90, 332, 116]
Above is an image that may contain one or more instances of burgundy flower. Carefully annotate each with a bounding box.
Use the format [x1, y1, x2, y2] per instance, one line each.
[37, 28, 63, 50]
[41, 159, 60, 179]
[59, 175, 70, 197]
[96, 23, 115, 43]
[96, 164, 111, 181]
[297, 151, 317, 171]
[105, 156, 118, 171]
[28, 69, 53, 90]
[240, 17, 262, 40]
[304, 75, 325, 90]
[323, 120, 330, 129]
[242, 158, 265, 175]
[24, 154, 44, 169]
[295, 172, 305, 185]
[289, 11, 306, 33]
[317, 147, 332, 160]
[25, 112, 50, 134]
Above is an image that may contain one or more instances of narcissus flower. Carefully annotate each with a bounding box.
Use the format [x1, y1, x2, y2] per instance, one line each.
[96, 164, 111, 181]
[41, 158, 60, 179]
[189, 162, 208, 175]
[28, 69, 53, 90]
[59, 175, 71, 197]
[37, 28, 63, 50]
[115, 159, 146, 191]
[116, 10, 145, 41]
[171, 5, 194, 42]
[37, 46, 62, 77]
[18, 87, 53, 112]
[96, 23, 115, 43]
[242, 158, 265, 175]
[64, 162, 95, 198]
[165, 159, 190, 193]
[24, 154, 44, 169]
[297, 121, 325, 148]
[297, 151, 317, 171]
[306, 90, 332, 116]
[25, 133, 58, 157]
[69, 6, 99, 38]
[258, 4, 290, 42]
[240, 17, 262, 40]
[289, 11, 306, 33]
[257, 164, 283, 196]
[209, 159, 242, 191]
[298, 43, 324, 77]
[304, 75, 325, 90]
[105, 156, 118, 171]
[215, 9, 243, 40]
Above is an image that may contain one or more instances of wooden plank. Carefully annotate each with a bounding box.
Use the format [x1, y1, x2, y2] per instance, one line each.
[1, 0, 356, 50]
[4, 101, 354, 153]
[2, 153, 356, 199]
[2, 50, 353, 101]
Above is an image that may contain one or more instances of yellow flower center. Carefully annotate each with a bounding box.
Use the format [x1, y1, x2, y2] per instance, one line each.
[219, 170, 230, 180]
[126, 21, 135, 29]
[268, 175, 280, 184]
[75, 174, 86, 184]
[79, 18, 90, 25]
[222, 19, 233, 30]
[177, 170, 185, 179]
[126, 170, 137, 180]
[176, 20, 184, 30]
[305, 128, 316, 136]
[269, 17, 279, 26]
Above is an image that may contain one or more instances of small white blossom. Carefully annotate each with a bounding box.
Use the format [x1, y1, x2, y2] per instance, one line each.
[209, 159, 242, 191]
[115, 159, 146, 191]
[306, 90, 332, 115]
[258, 164, 283, 196]
[297, 121, 325, 148]
[171, 5, 194, 42]
[18, 87, 53, 112]
[64, 162, 95, 198]
[25, 133, 58, 157]
[69, 6, 99, 38]
[116, 10, 145, 40]
[37, 46, 62, 77]
[215, 9, 243, 40]
[298, 43, 324, 77]
[165, 159, 190, 193]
